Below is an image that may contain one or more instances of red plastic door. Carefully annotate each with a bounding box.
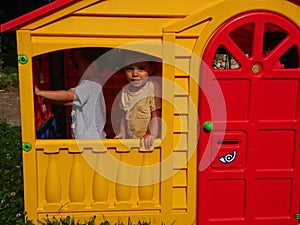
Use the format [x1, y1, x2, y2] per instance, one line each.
[198, 12, 300, 225]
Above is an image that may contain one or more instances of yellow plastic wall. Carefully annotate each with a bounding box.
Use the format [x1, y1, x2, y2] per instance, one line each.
[16, 0, 300, 224]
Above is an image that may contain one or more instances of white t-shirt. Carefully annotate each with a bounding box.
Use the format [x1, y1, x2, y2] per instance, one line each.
[71, 79, 106, 139]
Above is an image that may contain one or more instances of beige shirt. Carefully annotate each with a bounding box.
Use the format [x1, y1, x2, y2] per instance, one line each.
[120, 81, 161, 138]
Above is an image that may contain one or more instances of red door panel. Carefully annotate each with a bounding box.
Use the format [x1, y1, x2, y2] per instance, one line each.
[198, 12, 300, 225]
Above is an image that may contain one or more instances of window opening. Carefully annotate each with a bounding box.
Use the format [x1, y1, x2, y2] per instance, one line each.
[279, 45, 299, 68]
[33, 48, 162, 140]
[229, 23, 254, 57]
[263, 23, 286, 55]
[212, 46, 240, 69]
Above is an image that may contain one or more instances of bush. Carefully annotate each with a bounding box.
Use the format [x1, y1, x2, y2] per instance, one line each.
[0, 119, 23, 224]
[0, 66, 18, 90]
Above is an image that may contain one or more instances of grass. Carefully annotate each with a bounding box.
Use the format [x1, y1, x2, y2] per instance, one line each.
[0, 119, 23, 224]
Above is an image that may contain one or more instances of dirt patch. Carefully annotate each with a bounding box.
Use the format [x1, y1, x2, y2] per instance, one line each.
[0, 88, 21, 126]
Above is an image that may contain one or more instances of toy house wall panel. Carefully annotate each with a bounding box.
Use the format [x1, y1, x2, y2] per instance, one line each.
[36, 148, 163, 209]
[31, 16, 178, 37]
[27, 1, 207, 56]
[75, 0, 205, 16]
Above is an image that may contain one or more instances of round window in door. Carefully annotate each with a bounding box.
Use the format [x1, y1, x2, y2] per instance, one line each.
[198, 12, 300, 225]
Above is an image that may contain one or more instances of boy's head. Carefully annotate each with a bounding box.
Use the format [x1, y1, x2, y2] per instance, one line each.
[123, 51, 156, 67]
[70, 49, 91, 78]
[124, 61, 152, 88]
[69, 48, 110, 78]
[122, 51, 156, 89]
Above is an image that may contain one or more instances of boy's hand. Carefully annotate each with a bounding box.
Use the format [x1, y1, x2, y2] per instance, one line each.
[34, 85, 41, 96]
[140, 133, 155, 150]
[114, 131, 125, 139]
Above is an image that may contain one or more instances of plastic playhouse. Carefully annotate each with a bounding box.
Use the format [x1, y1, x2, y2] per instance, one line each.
[1, 0, 300, 224]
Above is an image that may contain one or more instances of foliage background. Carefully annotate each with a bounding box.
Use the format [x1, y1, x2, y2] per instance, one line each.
[0, 0, 55, 68]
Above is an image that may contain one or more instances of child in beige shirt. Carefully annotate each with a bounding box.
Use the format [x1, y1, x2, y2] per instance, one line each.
[115, 54, 161, 150]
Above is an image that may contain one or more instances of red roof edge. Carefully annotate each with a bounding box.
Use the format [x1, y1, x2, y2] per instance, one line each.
[0, 0, 82, 33]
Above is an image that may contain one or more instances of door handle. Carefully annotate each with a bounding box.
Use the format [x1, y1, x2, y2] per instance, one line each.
[203, 121, 213, 132]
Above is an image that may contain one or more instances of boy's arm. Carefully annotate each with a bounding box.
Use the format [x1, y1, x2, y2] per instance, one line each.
[141, 108, 161, 150]
[148, 109, 160, 138]
[114, 113, 126, 139]
[35, 85, 77, 104]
